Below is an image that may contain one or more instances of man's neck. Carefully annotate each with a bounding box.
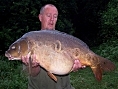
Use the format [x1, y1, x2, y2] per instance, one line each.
[41, 29, 55, 30]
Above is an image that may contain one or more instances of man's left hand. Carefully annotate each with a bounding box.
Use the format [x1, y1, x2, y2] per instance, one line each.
[72, 60, 86, 72]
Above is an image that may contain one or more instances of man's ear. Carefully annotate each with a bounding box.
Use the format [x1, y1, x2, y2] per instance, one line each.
[38, 14, 42, 21]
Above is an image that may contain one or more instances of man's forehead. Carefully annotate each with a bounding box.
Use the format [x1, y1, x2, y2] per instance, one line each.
[44, 5, 58, 13]
[44, 5, 56, 9]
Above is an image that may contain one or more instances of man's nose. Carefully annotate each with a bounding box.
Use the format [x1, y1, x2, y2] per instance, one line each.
[50, 16, 54, 21]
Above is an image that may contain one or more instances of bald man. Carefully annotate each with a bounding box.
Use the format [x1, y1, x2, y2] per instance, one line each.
[22, 4, 82, 89]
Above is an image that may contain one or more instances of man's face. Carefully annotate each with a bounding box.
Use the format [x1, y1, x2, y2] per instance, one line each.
[39, 6, 58, 30]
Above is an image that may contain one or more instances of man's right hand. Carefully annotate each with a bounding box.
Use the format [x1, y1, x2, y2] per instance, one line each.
[21, 54, 40, 77]
[21, 54, 39, 67]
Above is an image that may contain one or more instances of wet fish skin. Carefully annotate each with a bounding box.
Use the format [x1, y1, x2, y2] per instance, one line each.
[5, 31, 74, 81]
[5, 30, 115, 81]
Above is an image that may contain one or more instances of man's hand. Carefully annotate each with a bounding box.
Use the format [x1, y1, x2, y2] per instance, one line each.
[21, 54, 40, 77]
[72, 60, 86, 72]
[21, 54, 39, 67]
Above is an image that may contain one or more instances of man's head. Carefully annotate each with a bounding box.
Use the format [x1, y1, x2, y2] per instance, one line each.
[39, 4, 58, 30]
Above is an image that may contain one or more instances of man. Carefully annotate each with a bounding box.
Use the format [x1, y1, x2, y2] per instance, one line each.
[22, 4, 83, 89]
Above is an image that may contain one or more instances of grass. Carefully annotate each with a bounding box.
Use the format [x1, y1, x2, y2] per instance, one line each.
[70, 65, 118, 89]
[1, 39, 118, 89]
[0, 56, 28, 89]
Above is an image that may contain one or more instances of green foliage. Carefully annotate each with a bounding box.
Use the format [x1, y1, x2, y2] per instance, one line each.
[92, 38, 118, 61]
[1, 0, 78, 51]
[98, 0, 118, 42]
[0, 56, 27, 89]
[70, 65, 118, 89]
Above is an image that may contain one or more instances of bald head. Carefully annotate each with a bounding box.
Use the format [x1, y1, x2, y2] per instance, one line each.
[39, 4, 58, 30]
[40, 4, 58, 14]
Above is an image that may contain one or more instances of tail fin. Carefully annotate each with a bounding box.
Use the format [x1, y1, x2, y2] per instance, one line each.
[99, 56, 115, 72]
[91, 56, 115, 81]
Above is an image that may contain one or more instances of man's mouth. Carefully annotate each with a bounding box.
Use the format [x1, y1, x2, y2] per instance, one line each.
[49, 23, 53, 25]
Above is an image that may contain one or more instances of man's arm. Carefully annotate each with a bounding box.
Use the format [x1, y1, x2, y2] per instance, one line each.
[21, 55, 40, 77]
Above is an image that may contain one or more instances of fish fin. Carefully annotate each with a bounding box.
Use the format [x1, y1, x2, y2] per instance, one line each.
[28, 56, 33, 75]
[22, 56, 33, 76]
[91, 56, 115, 81]
[99, 56, 115, 72]
[28, 56, 40, 76]
[22, 57, 40, 77]
[47, 72, 57, 82]
[91, 64, 103, 81]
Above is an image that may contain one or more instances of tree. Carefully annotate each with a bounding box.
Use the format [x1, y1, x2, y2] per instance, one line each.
[98, 0, 118, 42]
[1, 0, 77, 53]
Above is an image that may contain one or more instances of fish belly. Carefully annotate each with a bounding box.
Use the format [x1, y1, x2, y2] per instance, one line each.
[34, 45, 74, 75]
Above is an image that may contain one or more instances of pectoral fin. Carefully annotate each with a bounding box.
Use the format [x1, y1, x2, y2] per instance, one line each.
[29, 56, 32, 75]
[22, 56, 32, 76]
[47, 72, 57, 82]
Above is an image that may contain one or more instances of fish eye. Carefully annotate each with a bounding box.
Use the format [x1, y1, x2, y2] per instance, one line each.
[11, 46, 16, 49]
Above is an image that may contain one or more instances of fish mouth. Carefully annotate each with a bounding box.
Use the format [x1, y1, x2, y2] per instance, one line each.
[5, 52, 20, 60]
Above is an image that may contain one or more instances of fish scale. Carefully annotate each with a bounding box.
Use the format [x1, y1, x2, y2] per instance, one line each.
[5, 30, 115, 82]
[23, 30, 89, 49]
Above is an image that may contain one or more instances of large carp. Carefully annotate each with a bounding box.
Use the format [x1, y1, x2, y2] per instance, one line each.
[5, 30, 115, 81]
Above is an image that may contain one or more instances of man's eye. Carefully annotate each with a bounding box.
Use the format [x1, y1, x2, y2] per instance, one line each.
[54, 15, 58, 18]
[54, 16, 57, 18]
[47, 14, 51, 17]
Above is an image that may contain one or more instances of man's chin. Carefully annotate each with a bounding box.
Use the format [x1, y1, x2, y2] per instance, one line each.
[46, 28, 55, 30]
